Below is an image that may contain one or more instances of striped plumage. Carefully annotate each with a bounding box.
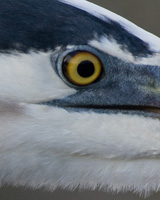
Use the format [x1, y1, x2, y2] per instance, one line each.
[0, 0, 160, 197]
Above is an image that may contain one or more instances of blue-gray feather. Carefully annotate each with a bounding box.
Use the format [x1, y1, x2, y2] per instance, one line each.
[0, 0, 153, 56]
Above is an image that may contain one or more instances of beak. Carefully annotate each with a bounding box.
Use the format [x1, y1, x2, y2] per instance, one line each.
[46, 54, 160, 117]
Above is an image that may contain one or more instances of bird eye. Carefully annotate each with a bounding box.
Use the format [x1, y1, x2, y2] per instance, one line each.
[62, 51, 102, 86]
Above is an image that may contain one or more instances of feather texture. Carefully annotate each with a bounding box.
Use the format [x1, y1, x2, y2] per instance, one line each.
[1, 102, 160, 195]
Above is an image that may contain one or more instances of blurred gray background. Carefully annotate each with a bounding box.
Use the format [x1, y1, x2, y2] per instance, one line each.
[1, 1, 160, 200]
[91, 0, 160, 37]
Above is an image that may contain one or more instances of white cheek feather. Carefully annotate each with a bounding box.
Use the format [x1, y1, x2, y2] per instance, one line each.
[0, 51, 76, 103]
[1, 101, 160, 195]
[60, 0, 160, 53]
[89, 36, 160, 66]
[0, 1, 160, 196]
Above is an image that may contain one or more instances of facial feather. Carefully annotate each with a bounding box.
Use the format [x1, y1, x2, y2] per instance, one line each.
[0, 51, 76, 103]
[0, 103, 160, 195]
[0, 0, 160, 196]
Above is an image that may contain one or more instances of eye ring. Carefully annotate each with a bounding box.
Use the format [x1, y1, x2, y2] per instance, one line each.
[62, 51, 102, 86]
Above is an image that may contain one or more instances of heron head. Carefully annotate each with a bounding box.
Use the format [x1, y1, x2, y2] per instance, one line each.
[0, 0, 160, 195]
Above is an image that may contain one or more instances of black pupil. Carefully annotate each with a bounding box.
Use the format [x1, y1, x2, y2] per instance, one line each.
[77, 60, 95, 78]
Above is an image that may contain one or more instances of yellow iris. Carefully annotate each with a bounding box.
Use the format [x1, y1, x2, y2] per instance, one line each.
[63, 51, 102, 86]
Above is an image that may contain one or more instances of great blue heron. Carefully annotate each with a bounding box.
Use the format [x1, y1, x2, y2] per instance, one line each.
[0, 0, 160, 199]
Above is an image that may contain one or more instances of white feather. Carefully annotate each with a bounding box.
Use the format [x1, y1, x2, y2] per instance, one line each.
[89, 36, 160, 66]
[0, 1, 160, 195]
[1, 101, 160, 195]
[60, 0, 160, 53]
[0, 51, 76, 103]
